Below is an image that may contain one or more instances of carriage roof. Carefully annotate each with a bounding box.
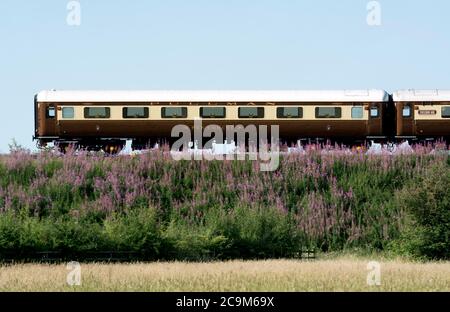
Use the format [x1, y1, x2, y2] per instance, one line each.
[36, 90, 389, 103]
[393, 89, 450, 102]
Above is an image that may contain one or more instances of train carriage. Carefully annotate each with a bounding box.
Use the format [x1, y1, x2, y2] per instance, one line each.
[33, 90, 392, 152]
[393, 90, 450, 140]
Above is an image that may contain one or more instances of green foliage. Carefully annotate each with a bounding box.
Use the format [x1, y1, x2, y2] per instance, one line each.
[0, 212, 103, 252]
[204, 206, 303, 258]
[0, 150, 448, 260]
[8, 139, 29, 154]
[103, 208, 160, 255]
[391, 162, 450, 259]
[42, 159, 63, 178]
[161, 220, 230, 260]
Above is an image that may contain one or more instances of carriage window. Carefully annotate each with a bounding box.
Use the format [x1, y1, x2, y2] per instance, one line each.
[62, 107, 74, 119]
[200, 107, 226, 118]
[277, 107, 303, 118]
[123, 107, 149, 118]
[238, 107, 264, 118]
[370, 106, 379, 118]
[351, 106, 364, 119]
[442, 106, 450, 118]
[46, 106, 55, 119]
[84, 107, 110, 118]
[315, 107, 341, 118]
[161, 107, 187, 118]
[402, 104, 412, 117]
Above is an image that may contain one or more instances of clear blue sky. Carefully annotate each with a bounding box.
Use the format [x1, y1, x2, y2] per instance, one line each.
[1, 0, 449, 152]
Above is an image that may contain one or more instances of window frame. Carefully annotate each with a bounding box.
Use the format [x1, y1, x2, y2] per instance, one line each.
[46, 106, 56, 119]
[276, 107, 303, 118]
[442, 106, 450, 118]
[62, 107, 75, 119]
[238, 107, 265, 118]
[402, 103, 412, 118]
[122, 107, 149, 119]
[351, 106, 364, 119]
[161, 107, 188, 118]
[83, 107, 111, 119]
[315, 107, 342, 119]
[199, 107, 226, 118]
[369, 105, 379, 118]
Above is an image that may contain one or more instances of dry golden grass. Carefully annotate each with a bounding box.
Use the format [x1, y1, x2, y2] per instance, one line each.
[0, 257, 449, 291]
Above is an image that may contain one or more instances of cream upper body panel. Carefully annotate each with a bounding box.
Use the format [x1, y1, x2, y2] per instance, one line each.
[57, 105, 370, 121]
[413, 104, 450, 120]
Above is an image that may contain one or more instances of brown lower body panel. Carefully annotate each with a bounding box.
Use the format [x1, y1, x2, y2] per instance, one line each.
[414, 120, 450, 137]
[56, 120, 370, 140]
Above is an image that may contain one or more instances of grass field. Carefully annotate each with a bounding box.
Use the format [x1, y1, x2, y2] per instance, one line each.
[1, 257, 449, 291]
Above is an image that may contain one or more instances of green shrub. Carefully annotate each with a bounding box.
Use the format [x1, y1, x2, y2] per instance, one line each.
[103, 208, 160, 256]
[204, 205, 304, 259]
[0, 213, 20, 250]
[161, 220, 229, 260]
[392, 162, 450, 259]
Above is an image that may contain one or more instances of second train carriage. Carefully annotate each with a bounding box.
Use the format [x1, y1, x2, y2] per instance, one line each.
[393, 90, 450, 140]
[33, 90, 392, 152]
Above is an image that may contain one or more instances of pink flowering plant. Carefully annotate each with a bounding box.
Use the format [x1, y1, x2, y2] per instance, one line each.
[0, 143, 448, 260]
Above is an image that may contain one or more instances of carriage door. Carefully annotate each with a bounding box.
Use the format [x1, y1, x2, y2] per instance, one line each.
[396, 102, 414, 136]
[367, 103, 382, 136]
[44, 104, 57, 136]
